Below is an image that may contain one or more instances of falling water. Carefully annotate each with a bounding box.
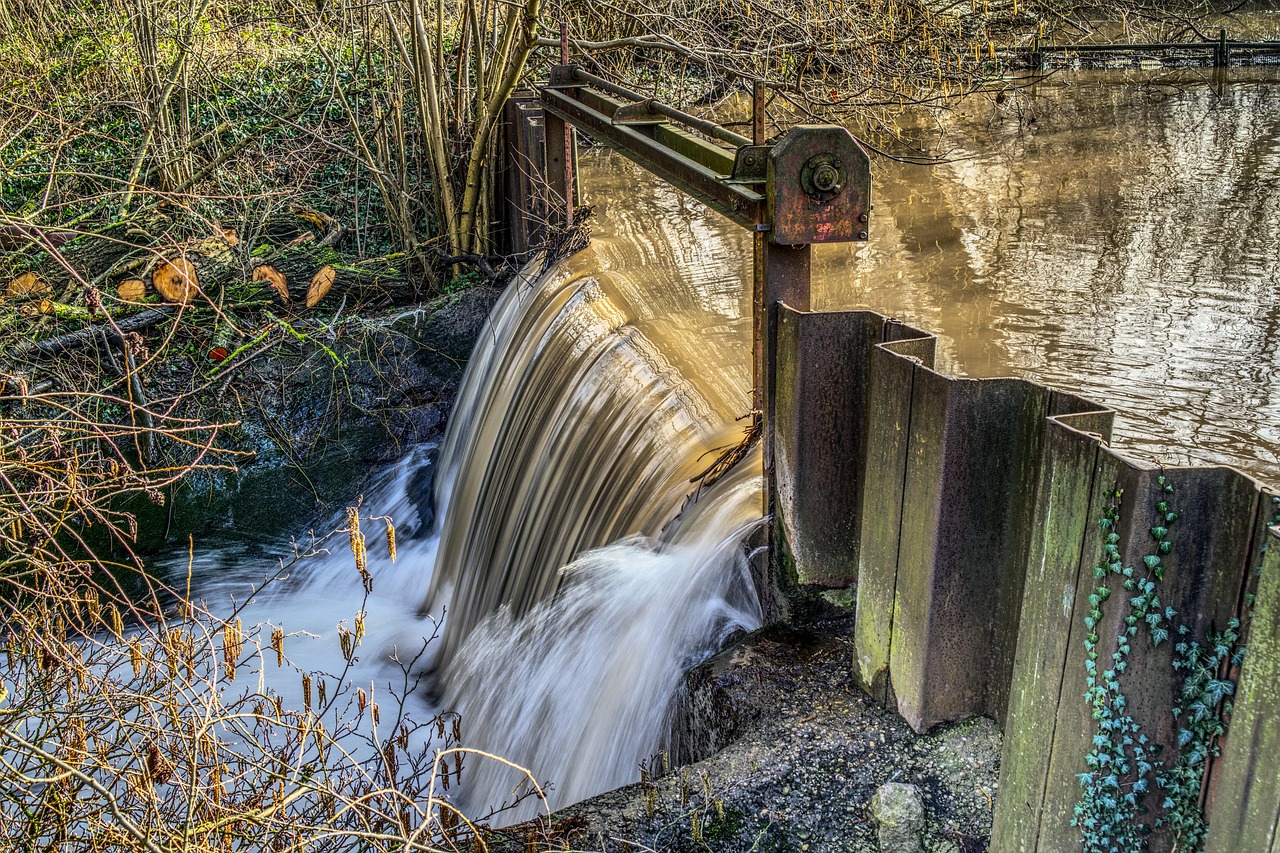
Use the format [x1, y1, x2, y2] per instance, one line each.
[424, 255, 755, 663]
[175, 239, 765, 825]
[443, 461, 762, 824]
[417, 255, 764, 822]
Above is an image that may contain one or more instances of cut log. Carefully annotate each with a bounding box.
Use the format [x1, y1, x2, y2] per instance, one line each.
[35, 300, 95, 322]
[306, 265, 336, 308]
[6, 272, 50, 298]
[117, 278, 148, 301]
[153, 257, 199, 303]
[252, 265, 289, 303]
[248, 248, 420, 309]
[290, 206, 347, 247]
[9, 307, 176, 360]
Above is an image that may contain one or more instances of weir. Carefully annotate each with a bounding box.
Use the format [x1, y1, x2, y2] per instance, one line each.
[530, 63, 875, 600]
[490, 65, 1280, 851]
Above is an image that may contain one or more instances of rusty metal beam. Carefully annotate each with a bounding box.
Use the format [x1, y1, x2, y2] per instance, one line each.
[539, 66, 764, 230]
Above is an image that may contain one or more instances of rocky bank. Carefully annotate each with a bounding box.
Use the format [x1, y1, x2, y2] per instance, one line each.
[483, 615, 1002, 853]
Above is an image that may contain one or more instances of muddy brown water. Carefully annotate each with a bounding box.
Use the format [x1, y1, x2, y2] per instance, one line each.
[578, 69, 1280, 485]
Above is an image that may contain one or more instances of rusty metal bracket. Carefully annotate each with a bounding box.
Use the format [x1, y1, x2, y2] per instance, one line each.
[729, 145, 769, 185]
[768, 126, 871, 244]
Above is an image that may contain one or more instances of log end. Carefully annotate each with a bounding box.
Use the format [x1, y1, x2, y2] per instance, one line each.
[306, 265, 336, 308]
[252, 264, 289, 303]
[6, 272, 51, 299]
[154, 257, 199, 304]
[117, 278, 148, 302]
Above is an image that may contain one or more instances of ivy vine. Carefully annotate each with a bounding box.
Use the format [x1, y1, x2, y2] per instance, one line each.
[1073, 477, 1177, 853]
[1074, 486, 1280, 853]
[1156, 617, 1240, 850]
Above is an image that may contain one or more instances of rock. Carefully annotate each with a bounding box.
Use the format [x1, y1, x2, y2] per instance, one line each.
[120, 284, 503, 550]
[869, 783, 925, 853]
[484, 619, 1000, 852]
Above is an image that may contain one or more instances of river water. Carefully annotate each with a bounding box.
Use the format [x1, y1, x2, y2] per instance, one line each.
[586, 68, 1280, 485]
[177, 68, 1280, 828]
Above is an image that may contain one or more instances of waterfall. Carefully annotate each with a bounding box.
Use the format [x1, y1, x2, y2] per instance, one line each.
[186, 206, 763, 825]
[418, 258, 763, 823]
[425, 259, 756, 664]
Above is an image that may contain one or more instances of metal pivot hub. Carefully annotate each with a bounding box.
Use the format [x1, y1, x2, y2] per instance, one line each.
[801, 154, 844, 202]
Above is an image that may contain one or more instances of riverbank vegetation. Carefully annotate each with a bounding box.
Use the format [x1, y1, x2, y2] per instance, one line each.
[0, 0, 1250, 847]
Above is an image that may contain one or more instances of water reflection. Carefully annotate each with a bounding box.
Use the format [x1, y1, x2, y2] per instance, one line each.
[580, 70, 1280, 483]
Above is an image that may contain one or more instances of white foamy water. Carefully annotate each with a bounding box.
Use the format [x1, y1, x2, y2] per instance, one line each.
[181, 252, 764, 824]
[443, 464, 763, 824]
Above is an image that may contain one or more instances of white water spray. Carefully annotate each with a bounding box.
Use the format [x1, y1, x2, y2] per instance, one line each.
[187, 242, 763, 824]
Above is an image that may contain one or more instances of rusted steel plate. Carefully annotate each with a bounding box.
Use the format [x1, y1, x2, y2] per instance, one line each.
[992, 408, 1112, 852]
[853, 323, 935, 705]
[1023, 454, 1264, 853]
[1206, 523, 1280, 853]
[888, 371, 1049, 732]
[774, 307, 884, 587]
[767, 125, 871, 245]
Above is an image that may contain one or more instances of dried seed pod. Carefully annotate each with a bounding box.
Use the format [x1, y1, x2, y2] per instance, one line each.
[313, 722, 328, 763]
[129, 637, 143, 678]
[222, 619, 243, 681]
[346, 507, 369, 587]
[107, 604, 124, 639]
[211, 763, 225, 803]
[145, 742, 174, 785]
